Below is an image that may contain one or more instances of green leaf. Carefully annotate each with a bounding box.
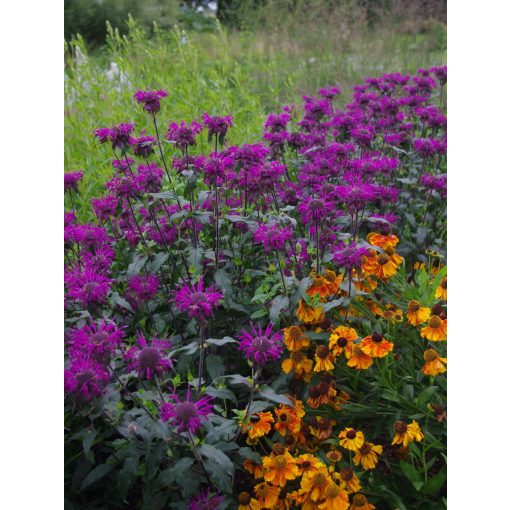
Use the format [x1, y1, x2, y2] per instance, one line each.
[399, 460, 421, 489]
[80, 463, 113, 491]
[258, 386, 293, 406]
[238, 447, 261, 463]
[159, 457, 194, 486]
[206, 336, 236, 346]
[250, 308, 267, 319]
[82, 429, 97, 461]
[270, 295, 289, 324]
[206, 355, 225, 380]
[206, 387, 237, 403]
[127, 254, 148, 277]
[417, 386, 438, 407]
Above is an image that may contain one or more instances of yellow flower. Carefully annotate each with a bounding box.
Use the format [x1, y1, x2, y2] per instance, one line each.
[243, 459, 264, 479]
[297, 300, 325, 324]
[338, 428, 365, 451]
[313, 345, 336, 372]
[284, 325, 311, 351]
[349, 493, 375, 510]
[300, 467, 332, 501]
[338, 467, 361, 493]
[282, 350, 313, 381]
[296, 454, 325, 476]
[391, 420, 425, 447]
[262, 449, 299, 487]
[329, 326, 358, 356]
[353, 442, 383, 470]
[254, 482, 280, 508]
[406, 300, 431, 326]
[242, 412, 274, 442]
[325, 449, 343, 465]
[309, 416, 335, 441]
[420, 316, 447, 341]
[318, 483, 350, 510]
[346, 345, 373, 370]
[238, 492, 261, 510]
[360, 332, 393, 358]
[322, 269, 343, 295]
[274, 405, 301, 436]
[421, 349, 447, 376]
[435, 276, 447, 301]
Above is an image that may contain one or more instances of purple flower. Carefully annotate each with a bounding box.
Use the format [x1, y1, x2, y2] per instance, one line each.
[64, 212, 76, 226]
[65, 267, 112, 307]
[135, 162, 164, 193]
[188, 489, 224, 510]
[166, 120, 203, 150]
[125, 334, 173, 379]
[297, 196, 335, 225]
[126, 274, 159, 306]
[174, 279, 223, 324]
[64, 358, 110, 403]
[112, 158, 135, 175]
[131, 135, 156, 158]
[202, 113, 233, 144]
[68, 320, 124, 365]
[64, 171, 83, 192]
[91, 195, 119, 222]
[333, 243, 370, 273]
[335, 182, 378, 213]
[413, 137, 446, 158]
[253, 222, 293, 253]
[133, 89, 168, 114]
[161, 387, 213, 435]
[238, 322, 283, 367]
[318, 86, 341, 101]
[94, 123, 134, 152]
[421, 173, 447, 195]
[264, 112, 291, 133]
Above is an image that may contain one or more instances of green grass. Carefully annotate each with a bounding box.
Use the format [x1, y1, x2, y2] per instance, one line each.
[65, 17, 446, 218]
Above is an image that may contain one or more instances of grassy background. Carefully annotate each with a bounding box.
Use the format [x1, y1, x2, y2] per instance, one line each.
[65, 11, 446, 217]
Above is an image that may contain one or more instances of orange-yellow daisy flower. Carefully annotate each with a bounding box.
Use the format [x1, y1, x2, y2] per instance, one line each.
[420, 316, 447, 341]
[314, 345, 336, 372]
[307, 273, 334, 298]
[300, 467, 332, 501]
[406, 300, 431, 326]
[367, 232, 399, 248]
[349, 493, 375, 510]
[238, 492, 261, 510]
[254, 482, 280, 508]
[360, 332, 393, 358]
[391, 420, 425, 447]
[243, 459, 264, 479]
[346, 345, 373, 370]
[318, 483, 350, 510]
[322, 269, 343, 295]
[435, 276, 447, 301]
[421, 348, 447, 375]
[325, 449, 343, 465]
[242, 412, 274, 442]
[329, 326, 358, 356]
[297, 300, 325, 324]
[338, 428, 365, 451]
[282, 350, 313, 381]
[262, 449, 299, 487]
[353, 442, 383, 470]
[310, 416, 335, 441]
[370, 252, 399, 279]
[296, 454, 325, 476]
[382, 303, 404, 322]
[274, 405, 301, 436]
[284, 325, 311, 351]
[338, 467, 361, 493]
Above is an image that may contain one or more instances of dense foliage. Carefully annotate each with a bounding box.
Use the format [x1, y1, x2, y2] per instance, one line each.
[64, 66, 447, 509]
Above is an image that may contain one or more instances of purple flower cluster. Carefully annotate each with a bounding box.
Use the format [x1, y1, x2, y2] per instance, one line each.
[238, 322, 283, 367]
[133, 89, 168, 114]
[125, 334, 173, 379]
[174, 279, 223, 325]
[64, 171, 84, 192]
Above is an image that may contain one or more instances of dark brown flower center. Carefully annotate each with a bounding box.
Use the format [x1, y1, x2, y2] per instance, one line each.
[428, 315, 442, 328]
[238, 492, 251, 505]
[302, 461, 311, 469]
[288, 326, 303, 340]
[279, 413, 288, 423]
[431, 304, 443, 316]
[377, 253, 390, 265]
[318, 418, 330, 430]
[340, 467, 354, 481]
[360, 443, 372, 455]
[317, 345, 330, 359]
[337, 337, 348, 347]
[385, 246, 395, 256]
[352, 494, 368, 506]
[290, 351, 304, 362]
[312, 472, 327, 487]
[424, 349, 439, 362]
[346, 429, 357, 439]
[250, 414, 261, 423]
[138, 347, 161, 370]
[272, 443, 286, 456]
[371, 332, 383, 343]
[395, 421, 408, 434]
[408, 300, 420, 312]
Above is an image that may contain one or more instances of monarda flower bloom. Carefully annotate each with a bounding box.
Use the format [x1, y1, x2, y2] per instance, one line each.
[421, 349, 447, 376]
[241, 412, 274, 443]
[166, 120, 203, 150]
[349, 493, 375, 510]
[94, 123, 134, 152]
[420, 315, 447, 341]
[253, 223, 293, 253]
[333, 244, 370, 274]
[264, 112, 291, 133]
[297, 196, 335, 225]
[188, 489, 224, 510]
[134, 162, 164, 193]
[126, 274, 159, 306]
[353, 442, 383, 470]
[64, 171, 84, 192]
[329, 326, 358, 356]
[173, 279, 223, 325]
[262, 445, 299, 487]
[64, 358, 110, 403]
[406, 300, 431, 326]
[161, 387, 212, 435]
[202, 113, 233, 144]
[125, 335, 173, 379]
[391, 420, 424, 447]
[133, 89, 167, 114]
[131, 134, 156, 158]
[360, 332, 393, 358]
[338, 428, 365, 451]
[318, 86, 341, 101]
[65, 267, 112, 307]
[238, 322, 283, 367]
[91, 195, 118, 222]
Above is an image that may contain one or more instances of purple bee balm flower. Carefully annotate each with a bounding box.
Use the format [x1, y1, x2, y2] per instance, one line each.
[91, 195, 119, 222]
[174, 279, 223, 325]
[64, 212, 76, 226]
[64, 358, 110, 403]
[64, 171, 84, 192]
[161, 387, 213, 435]
[126, 274, 159, 305]
[68, 320, 124, 365]
[202, 113, 233, 144]
[188, 489, 224, 510]
[335, 182, 378, 213]
[94, 123, 134, 152]
[333, 243, 371, 273]
[238, 322, 283, 367]
[318, 86, 341, 100]
[264, 112, 291, 133]
[421, 173, 447, 194]
[112, 158, 135, 175]
[65, 266, 112, 307]
[125, 334, 173, 379]
[297, 196, 335, 225]
[253, 222, 293, 253]
[413, 137, 446, 158]
[133, 89, 168, 114]
[166, 120, 203, 150]
[131, 134, 156, 158]
[135, 162, 164, 193]
[106, 175, 141, 199]
[81, 245, 115, 274]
